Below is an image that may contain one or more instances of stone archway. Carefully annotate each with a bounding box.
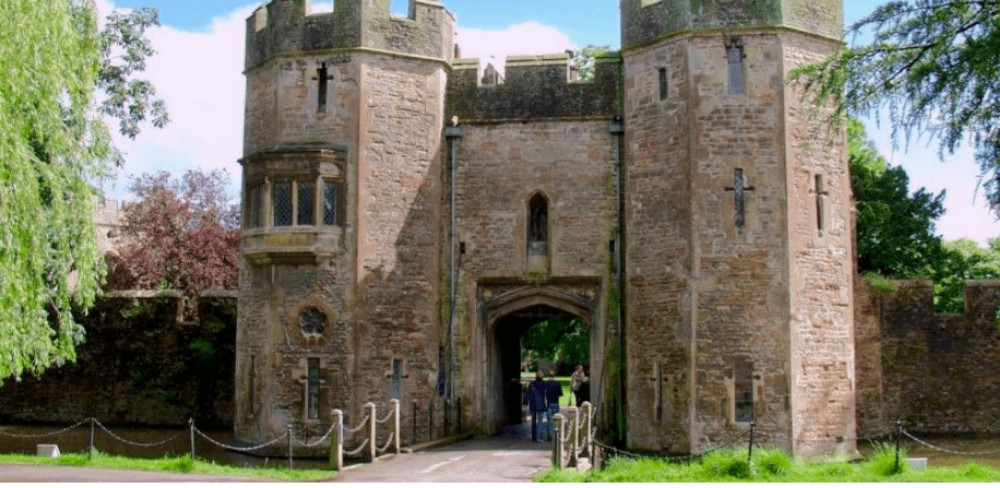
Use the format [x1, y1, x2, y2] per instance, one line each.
[473, 282, 601, 434]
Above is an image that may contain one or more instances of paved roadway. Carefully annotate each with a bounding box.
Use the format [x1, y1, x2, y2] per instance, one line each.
[334, 425, 553, 483]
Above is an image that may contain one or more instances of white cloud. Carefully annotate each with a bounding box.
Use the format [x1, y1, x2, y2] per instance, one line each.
[97, 2, 258, 199]
[94, 3, 574, 200]
[457, 21, 577, 75]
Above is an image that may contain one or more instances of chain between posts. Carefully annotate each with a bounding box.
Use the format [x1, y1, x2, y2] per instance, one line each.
[0, 418, 89, 438]
[343, 438, 370, 457]
[376, 432, 396, 454]
[343, 414, 371, 435]
[94, 419, 183, 448]
[902, 429, 1000, 456]
[193, 426, 287, 453]
[297, 423, 336, 448]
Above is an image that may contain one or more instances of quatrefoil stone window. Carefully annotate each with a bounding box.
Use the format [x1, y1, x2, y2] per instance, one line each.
[299, 307, 327, 337]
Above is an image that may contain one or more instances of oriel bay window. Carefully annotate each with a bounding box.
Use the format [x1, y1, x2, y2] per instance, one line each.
[245, 177, 343, 229]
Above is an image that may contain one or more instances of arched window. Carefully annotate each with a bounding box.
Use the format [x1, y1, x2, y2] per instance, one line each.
[528, 194, 548, 256]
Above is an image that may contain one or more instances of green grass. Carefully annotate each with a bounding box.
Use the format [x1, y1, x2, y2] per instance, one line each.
[0, 451, 337, 481]
[537, 446, 1000, 482]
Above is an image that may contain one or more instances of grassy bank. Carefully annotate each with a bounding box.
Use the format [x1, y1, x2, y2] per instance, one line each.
[0, 451, 336, 481]
[538, 446, 1000, 482]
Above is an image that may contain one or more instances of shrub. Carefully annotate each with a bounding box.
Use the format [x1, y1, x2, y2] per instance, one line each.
[865, 443, 907, 477]
[700, 449, 752, 479]
[756, 448, 792, 476]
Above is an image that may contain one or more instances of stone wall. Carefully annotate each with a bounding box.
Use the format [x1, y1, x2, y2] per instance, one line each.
[0, 292, 236, 428]
[856, 279, 1000, 435]
[620, 0, 842, 49]
[447, 53, 621, 122]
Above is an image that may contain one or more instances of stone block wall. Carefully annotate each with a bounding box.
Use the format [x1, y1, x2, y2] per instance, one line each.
[0, 292, 236, 428]
[855, 280, 1000, 435]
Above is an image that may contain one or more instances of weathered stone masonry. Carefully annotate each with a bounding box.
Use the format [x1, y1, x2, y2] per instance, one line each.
[237, 0, 856, 457]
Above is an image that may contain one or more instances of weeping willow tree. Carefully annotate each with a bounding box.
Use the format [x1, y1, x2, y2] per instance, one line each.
[0, 0, 165, 383]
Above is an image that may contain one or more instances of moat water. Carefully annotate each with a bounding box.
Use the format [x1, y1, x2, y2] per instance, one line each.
[0, 424, 332, 470]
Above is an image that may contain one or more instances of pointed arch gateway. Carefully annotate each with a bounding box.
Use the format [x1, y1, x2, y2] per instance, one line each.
[471, 282, 603, 434]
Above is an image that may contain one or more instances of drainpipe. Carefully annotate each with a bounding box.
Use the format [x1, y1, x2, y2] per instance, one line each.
[608, 115, 626, 442]
[443, 119, 465, 430]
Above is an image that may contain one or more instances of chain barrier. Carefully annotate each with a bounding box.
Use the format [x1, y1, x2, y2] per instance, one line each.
[902, 429, 1000, 457]
[376, 432, 396, 455]
[343, 438, 370, 458]
[0, 418, 88, 439]
[376, 410, 395, 425]
[296, 424, 336, 448]
[343, 414, 371, 435]
[94, 419, 183, 448]
[193, 426, 287, 453]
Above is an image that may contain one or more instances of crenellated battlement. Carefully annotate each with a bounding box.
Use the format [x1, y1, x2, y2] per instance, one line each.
[246, 0, 454, 71]
[620, 0, 843, 49]
[876, 279, 1000, 331]
[446, 52, 621, 122]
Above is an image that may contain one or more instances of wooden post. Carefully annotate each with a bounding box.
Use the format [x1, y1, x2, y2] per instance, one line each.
[365, 402, 377, 463]
[330, 409, 343, 470]
[391, 399, 401, 455]
[552, 413, 564, 470]
[567, 406, 579, 468]
[88, 418, 95, 461]
[287, 424, 294, 470]
[582, 401, 593, 458]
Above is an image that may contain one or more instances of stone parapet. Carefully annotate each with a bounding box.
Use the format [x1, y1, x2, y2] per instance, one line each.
[621, 0, 843, 49]
[446, 52, 621, 122]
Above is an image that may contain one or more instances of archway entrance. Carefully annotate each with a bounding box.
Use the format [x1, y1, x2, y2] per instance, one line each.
[476, 284, 601, 434]
[495, 305, 583, 425]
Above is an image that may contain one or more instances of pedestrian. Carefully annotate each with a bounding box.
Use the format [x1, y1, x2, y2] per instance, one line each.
[570, 365, 588, 407]
[544, 370, 562, 442]
[523, 371, 548, 442]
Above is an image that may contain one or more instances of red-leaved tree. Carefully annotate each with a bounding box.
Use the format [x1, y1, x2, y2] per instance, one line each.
[105, 169, 240, 297]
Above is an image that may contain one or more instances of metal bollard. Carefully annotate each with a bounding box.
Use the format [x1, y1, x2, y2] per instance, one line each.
[88, 418, 95, 460]
[552, 413, 564, 470]
[391, 399, 401, 455]
[188, 418, 196, 461]
[330, 409, 343, 470]
[567, 406, 579, 468]
[287, 424, 294, 470]
[747, 421, 756, 465]
[412, 401, 418, 444]
[365, 402, 377, 463]
[457, 398, 462, 433]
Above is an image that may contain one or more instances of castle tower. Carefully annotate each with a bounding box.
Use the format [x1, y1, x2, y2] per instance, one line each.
[236, 0, 454, 445]
[619, 0, 856, 456]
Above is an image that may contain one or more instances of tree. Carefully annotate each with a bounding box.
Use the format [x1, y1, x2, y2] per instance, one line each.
[933, 239, 1000, 312]
[791, 1, 1000, 212]
[0, 0, 166, 383]
[521, 318, 589, 372]
[572, 45, 611, 82]
[105, 170, 240, 300]
[850, 118, 947, 278]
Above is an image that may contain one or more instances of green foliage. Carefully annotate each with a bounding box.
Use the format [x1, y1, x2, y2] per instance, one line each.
[0, 0, 165, 384]
[756, 448, 792, 476]
[521, 317, 589, 369]
[933, 238, 1000, 312]
[866, 443, 907, 477]
[700, 449, 752, 479]
[791, 1, 1000, 214]
[0, 452, 336, 481]
[863, 272, 897, 295]
[189, 338, 215, 363]
[849, 118, 946, 279]
[541, 447, 1000, 482]
[572, 45, 612, 82]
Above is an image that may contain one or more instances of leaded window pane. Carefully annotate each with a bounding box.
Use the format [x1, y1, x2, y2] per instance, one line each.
[734, 360, 754, 422]
[247, 184, 262, 228]
[307, 358, 320, 419]
[727, 42, 744, 95]
[298, 181, 315, 226]
[273, 180, 292, 227]
[324, 181, 339, 226]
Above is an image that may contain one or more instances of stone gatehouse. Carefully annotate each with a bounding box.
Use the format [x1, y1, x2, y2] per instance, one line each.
[235, 0, 854, 457]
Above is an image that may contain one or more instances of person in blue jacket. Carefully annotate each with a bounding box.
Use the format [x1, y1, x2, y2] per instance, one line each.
[523, 371, 548, 442]
[544, 370, 563, 442]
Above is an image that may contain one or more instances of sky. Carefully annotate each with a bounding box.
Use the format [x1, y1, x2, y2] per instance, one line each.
[96, 0, 1000, 245]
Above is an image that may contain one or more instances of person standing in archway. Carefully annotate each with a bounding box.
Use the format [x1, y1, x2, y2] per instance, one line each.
[570, 365, 588, 407]
[523, 371, 548, 442]
[544, 370, 562, 442]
